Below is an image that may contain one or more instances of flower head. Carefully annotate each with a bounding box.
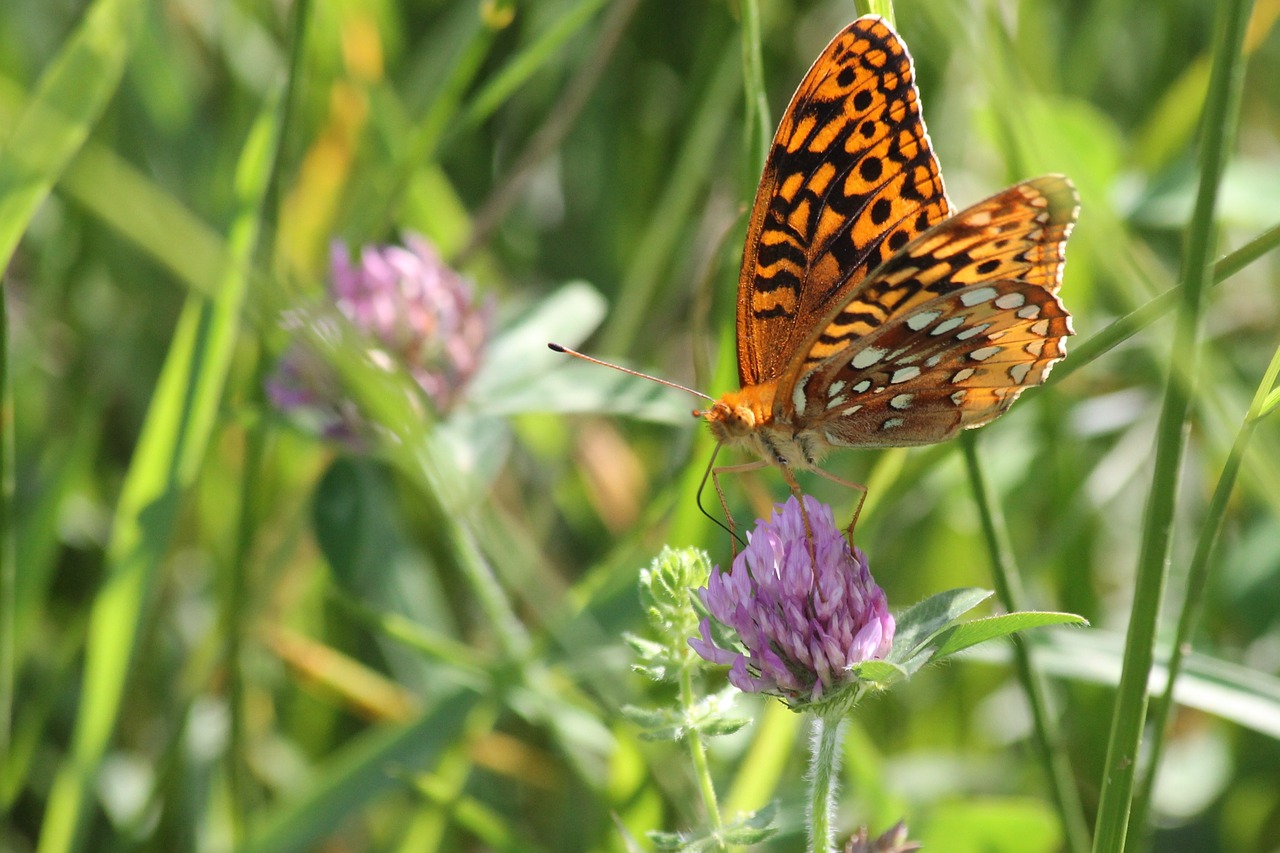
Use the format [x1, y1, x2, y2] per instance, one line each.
[267, 234, 492, 441]
[689, 495, 894, 704]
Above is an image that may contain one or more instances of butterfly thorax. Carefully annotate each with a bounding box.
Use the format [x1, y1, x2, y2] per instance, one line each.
[703, 382, 828, 470]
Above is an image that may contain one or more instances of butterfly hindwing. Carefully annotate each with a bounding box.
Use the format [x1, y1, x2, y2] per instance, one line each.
[774, 175, 1078, 445]
[737, 16, 952, 388]
[789, 280, 1072, 447]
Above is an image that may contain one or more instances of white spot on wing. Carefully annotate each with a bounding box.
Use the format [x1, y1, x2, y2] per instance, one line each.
[842, 404, 863, 416]
[1009, 362, 1032, 384]
[931, 316, 964, 336]
[907, 310, 941, 331]
[792, 375, 810, 416]
[970, 346, 1002, 361]
[828, 380, 846, 397]
[951, 389, 967, 405]
[960, 286, 998, 306]
[852, 380, 871, 394]
[1030, 319, 1051, 336]
[952, 368, 976, 382]
[955, 323, 993, 341]
[891, 366, 921, 383]
[1017, 304, 1042, 320]
[890, 393, 914, 410]
[995, 292, 1026, 309]
[1024, 339, 1046, 357]
[881, 417, 904, 430]
[851, 347, 888, 369]
[826, 394, 847, 409]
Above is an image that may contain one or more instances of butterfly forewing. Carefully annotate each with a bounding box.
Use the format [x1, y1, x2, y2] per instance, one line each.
[738, 16, 951, 388]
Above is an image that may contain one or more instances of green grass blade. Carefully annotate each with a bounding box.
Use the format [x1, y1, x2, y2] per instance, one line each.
[855, 0, 896, 27]
[459, 0, 611, 132]
[600, 38, 740, 355]
[1091, 1, 1253, 849]
[961, 434, 1091, 853]
[458, 0, 641, 262]
[1130, 338, 1280, 843]
[1053, 221, 1280, 383]
[0, 0, 143, 269]
[35, 98, 282, 853]
[739, 0, 771, 183]
[0, 285, 12, 758]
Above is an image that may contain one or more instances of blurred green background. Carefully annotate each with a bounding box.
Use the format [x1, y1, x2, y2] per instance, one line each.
[2, 0, 1280, 850]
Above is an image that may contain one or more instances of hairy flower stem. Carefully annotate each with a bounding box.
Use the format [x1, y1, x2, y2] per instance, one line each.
[808, 711, 849, 853]
[680, 665, 726, 849]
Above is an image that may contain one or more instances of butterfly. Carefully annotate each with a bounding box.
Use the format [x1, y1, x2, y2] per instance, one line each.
[695, 16, 1076, 507]
[553, 16, 1076, 536]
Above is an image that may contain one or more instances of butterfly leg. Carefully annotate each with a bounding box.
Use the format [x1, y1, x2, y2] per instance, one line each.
[702, 458, 769, 556]
[807, 466, 869, 548]
[774, 461, 820, 560]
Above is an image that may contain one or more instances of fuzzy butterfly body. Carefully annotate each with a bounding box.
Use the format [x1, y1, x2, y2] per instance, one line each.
[702, 16, 1077, 473]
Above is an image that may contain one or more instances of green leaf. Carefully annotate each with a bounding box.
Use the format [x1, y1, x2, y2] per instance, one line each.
[646, 803, 779, 853]
[482, 358, 692, 422]
[929, 612, 1088, 662]
[1261, 387, 1280, 419]
[467, 281, 694, 423]
[469, 280, 607, 401]
[849, 659, 910, 689]
[720, 801, 779, 844]
[311, 458, 449, 627]
[624, 632, 670, 663]
[313, 458, 404, 593]
[619, 701, 680, 727]
[888, 588, 993, 663]
[647, 829, 688, 850]
[622, 690, 749, 741]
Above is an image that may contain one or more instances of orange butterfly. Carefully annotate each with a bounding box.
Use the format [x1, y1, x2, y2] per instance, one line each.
[555, 16, 1076, 533]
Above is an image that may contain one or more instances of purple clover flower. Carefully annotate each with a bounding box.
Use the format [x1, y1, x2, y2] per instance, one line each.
[690, 495, 894, 704]
[267, 234, 491, 441]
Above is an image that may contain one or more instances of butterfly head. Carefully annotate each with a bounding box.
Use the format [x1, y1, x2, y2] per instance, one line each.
[699, 383, 773, 440]
[699, 381, 823, 469]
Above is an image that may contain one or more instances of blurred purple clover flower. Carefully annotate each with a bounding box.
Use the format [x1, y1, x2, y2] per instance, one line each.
[690, 495, 894, 705]
[267, 234, 492, 441]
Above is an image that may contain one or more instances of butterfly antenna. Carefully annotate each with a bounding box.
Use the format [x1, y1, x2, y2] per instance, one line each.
[547, 343, 714, 402]
[695, 444, 746, 548]
[697, 493, 744, 548]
